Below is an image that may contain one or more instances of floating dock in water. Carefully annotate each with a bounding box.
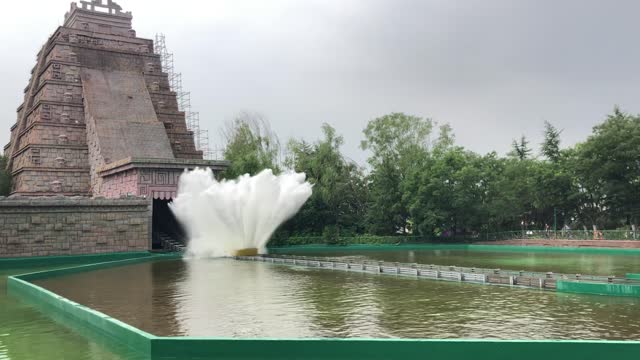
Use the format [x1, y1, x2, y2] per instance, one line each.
[233, 254, 640, 297]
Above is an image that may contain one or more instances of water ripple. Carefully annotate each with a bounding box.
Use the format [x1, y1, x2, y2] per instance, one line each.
[33, 258, 640, 340]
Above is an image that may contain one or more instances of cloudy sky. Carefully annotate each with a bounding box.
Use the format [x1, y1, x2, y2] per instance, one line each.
[1, 0, 639, 165]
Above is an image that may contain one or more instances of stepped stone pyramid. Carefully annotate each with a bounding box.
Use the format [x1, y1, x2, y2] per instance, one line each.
[4, 0, 226, 199]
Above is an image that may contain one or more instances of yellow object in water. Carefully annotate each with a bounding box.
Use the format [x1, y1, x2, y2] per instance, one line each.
[233, 248, 259, 256]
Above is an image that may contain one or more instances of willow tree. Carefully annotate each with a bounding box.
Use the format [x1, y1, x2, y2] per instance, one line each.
[284, 124, 367, 241]
[221, 112, 281, 179]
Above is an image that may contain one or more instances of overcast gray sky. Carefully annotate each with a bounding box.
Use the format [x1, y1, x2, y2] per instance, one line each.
[2, 0, 639, 165]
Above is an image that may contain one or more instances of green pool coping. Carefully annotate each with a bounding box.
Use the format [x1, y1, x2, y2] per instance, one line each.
[268, 243, 640, 255]
[557, 280, 640, 297]
[5, 254, 640, 359]
[626, 273, 640, 280]
[0, 251, 156, 270]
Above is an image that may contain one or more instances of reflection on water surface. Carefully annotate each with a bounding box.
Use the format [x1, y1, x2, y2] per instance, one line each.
[34, 256, 640, 340]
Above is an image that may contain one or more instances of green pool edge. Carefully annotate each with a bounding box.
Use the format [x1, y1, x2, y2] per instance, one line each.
[627, 273, 640, 280]
[4, 251, 640, 360]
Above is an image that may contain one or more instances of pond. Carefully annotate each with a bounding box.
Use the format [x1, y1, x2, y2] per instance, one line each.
[32, 256, 640, 340]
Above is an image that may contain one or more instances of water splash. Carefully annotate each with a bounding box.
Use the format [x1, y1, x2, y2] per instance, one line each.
[169, 168, 312, 257]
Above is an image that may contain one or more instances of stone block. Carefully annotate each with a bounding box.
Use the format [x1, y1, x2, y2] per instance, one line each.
[18, 224, 30, 232]
[54, 223, 63, 231]
[128, 239, 140, 247]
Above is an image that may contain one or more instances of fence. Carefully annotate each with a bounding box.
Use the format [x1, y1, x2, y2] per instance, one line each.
[270, 229, 639, 247]
[484, 229, 639, 241]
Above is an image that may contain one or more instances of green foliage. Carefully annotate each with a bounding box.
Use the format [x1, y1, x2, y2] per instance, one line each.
[541, 121, 562, 162]
[322, 225, 345, 245]
[0, 154, 11, 196]
[509, 135, 532, 160]
[361, 113, 434, 235]
[573, 107, 640, 226]
[224, 109, 639, 245]
[282, 123, 367, 238]
[221, 112, 281, 179]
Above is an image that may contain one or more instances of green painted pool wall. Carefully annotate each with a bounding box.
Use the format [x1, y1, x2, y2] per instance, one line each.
[148, 338, 640, 360]
[0, 251, 154, 270]
[6, 254, 640, 360]
[7, 253, 165, 354]
[557, 280, 640, 297]
[626, 273, 640, 280]
[269, 244, 640, 255]
[7, 276, 154, 356]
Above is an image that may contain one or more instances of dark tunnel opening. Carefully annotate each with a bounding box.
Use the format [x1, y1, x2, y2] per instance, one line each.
[151, 198, 186, 250]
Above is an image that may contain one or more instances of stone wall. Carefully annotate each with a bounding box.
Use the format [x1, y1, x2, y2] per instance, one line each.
[11, 169, 91, 195]
[0, 197, 151, 258]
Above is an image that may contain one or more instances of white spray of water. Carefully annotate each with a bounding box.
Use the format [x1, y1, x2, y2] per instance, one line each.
[169, 168, 312, 257]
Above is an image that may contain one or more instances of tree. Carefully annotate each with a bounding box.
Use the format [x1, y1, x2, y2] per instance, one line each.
[221, 112, 281, 179]
[509, 135, 532, 160]
[0, 154, 11, 196]
[361, 113, 433, 234]
[574, 107, 640, 228]
[407, 146, 487, 236]
[541, 121, 562, 162]
[366, 157, 406, 234]
[283, 124, 367, 240]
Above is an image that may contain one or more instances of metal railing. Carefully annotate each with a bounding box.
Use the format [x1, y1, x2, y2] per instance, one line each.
[483, 229, 639, 241]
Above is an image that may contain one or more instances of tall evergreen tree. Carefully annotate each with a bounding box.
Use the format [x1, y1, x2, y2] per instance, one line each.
[509, 135, 532, 160]
[541, 121, 562, 162]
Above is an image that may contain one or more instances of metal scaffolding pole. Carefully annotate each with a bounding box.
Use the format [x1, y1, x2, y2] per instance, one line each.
[154, 33, 216, 159]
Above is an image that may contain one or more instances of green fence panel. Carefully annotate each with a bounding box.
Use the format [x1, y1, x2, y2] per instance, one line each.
[557, 280, 640, 297]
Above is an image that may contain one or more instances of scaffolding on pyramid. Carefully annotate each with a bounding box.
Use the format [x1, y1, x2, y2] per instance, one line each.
[154, 33, 216, 160]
